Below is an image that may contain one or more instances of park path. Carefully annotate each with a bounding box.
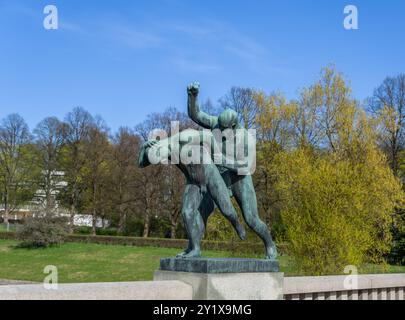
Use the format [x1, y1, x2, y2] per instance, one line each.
[0, 279, 36, 285]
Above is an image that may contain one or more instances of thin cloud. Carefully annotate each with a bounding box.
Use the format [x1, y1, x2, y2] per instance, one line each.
[172, 57, 221, 74]
[0, 1, 37, 17]
[114, 27, 165, 49]
[161, 19, 270, 67]
[59, 21, 85, 33]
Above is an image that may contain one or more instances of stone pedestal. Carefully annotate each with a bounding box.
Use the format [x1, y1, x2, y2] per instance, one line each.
[154, 258, 284, 300]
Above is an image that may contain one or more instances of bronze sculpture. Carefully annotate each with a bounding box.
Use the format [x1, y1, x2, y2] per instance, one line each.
[138, 129, 246, 258]
[138, 83, 278, 261]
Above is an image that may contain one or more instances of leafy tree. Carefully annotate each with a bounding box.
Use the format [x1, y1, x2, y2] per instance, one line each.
[252, 67, 405, 274]
[274, 148, 403, 275]
[388, 208, 405, 265]
[254, 92, 296, 233]
[0, 114, 37, 227]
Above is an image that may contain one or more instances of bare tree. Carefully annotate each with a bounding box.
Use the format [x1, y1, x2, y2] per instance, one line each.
[200, 98, 221, 117]
[135, 114, 166, 238]
[0, 114, 35, 228]
[220, 87, 259, 129]
[33, 117, 66, 216]
[134, 107, 191, 238]
[82, 118, 110, 236]
[110, 127, 140, 234]
[157, 108, 189, 238]
[63, 107, 94, 232]
[369, 74, 405, 176]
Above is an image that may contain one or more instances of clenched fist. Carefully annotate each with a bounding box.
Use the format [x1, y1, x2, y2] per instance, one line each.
[187, 82, 200, 97]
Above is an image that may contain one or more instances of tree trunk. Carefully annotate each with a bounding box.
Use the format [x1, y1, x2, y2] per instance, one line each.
[69, 202, 75, 234]
[3, 190, 9, 226]
[92, 213, 97, 236]
[92, 183, 97, 236]
[3, 208, 9, 229]
[170, 220, 177, 239]
[45, 191, 52, 217]
[91, 204, 97, 236]
[391, 135, 399, 176]
[143, 210, 150, 238]
[118, 206, 126, 235]
[170, 209, 179, 239]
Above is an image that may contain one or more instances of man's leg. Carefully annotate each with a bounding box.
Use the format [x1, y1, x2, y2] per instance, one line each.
[205, 165, 246, 240]
[232, 176, 277, 260]
[177, 184, 205, 258]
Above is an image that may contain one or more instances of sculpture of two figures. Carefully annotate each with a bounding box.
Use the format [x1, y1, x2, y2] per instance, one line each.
[138, 83, 278, 261]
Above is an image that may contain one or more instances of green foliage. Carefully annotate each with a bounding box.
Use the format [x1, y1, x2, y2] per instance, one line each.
[387, 210, 405, 265]
[253, 66, 405, 275]
[274, 149, 403, 275]
[95, 227, 117, 236]
[205, 211, 239, 242]
[17, 216, 69, 248]
[205, 209, 272, 256]
[119, 217, 145, 237]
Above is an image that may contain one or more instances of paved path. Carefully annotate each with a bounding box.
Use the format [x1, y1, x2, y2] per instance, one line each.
[0, 279, 35, 285]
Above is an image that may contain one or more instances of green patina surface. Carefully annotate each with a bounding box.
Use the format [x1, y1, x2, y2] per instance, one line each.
[160, 257, 280, 273]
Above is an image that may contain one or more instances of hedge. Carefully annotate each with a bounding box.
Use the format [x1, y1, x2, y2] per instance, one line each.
[0, 232, 286, 255]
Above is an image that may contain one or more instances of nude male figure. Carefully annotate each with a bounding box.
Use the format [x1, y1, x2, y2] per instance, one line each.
[138, 129, 246, 258]
[187, 82, 278, 260]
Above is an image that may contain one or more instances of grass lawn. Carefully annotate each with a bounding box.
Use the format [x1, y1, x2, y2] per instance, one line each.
[0, 240, 403, 283]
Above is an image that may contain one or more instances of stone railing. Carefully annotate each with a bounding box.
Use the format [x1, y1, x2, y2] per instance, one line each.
[1, 274, 404, 300]
[0, 281, 193, 300]
[284, 274, 405, 300]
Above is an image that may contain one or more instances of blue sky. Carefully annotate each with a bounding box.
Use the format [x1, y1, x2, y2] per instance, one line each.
[1, 0, 405, 131]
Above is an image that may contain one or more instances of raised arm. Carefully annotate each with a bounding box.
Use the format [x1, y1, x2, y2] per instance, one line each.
[187, 82, 217, 130]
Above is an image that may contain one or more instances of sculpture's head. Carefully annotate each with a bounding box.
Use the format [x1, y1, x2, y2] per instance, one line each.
[218, 109, 239, 130]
